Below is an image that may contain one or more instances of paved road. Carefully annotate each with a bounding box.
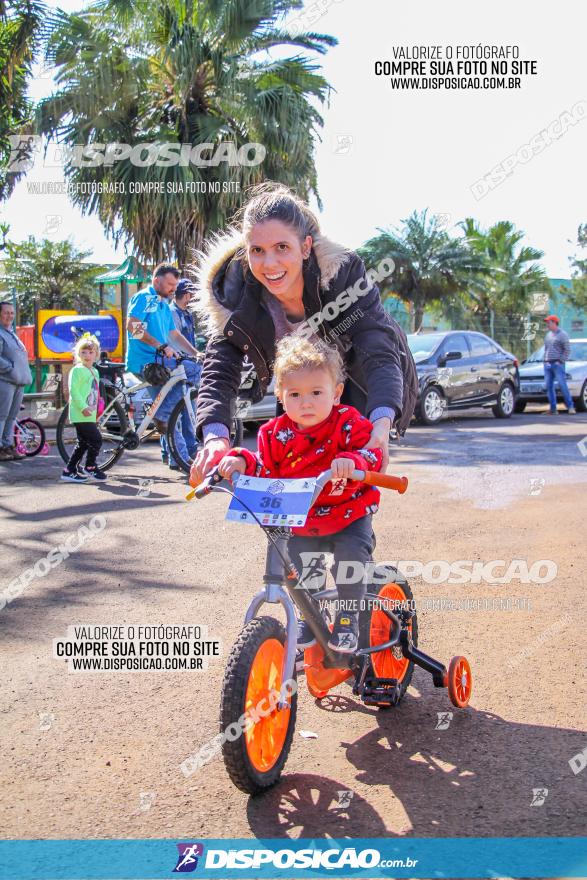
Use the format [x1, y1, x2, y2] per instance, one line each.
[1, 406, 586, 840]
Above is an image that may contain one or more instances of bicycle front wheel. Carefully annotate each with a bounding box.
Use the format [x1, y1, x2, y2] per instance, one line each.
[167, 394, 243, 474]
[56, 400, 129, 471]
[220, 616, 297, 794]
[15, 418, 46, 456]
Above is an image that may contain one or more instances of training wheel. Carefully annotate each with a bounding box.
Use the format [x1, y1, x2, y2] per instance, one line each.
[446, 655, 472, 708]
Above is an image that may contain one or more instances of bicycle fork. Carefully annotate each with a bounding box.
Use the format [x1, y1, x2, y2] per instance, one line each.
[243, 535, 342, 705]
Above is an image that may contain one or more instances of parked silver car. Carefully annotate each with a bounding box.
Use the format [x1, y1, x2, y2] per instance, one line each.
[516, 339, 587, 412]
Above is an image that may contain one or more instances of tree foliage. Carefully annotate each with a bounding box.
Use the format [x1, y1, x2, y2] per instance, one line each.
[3, 236, 101, 322]
[36, 0, 336, 264]
[0, 0, 49, 200]
[359, 210, 478, 331]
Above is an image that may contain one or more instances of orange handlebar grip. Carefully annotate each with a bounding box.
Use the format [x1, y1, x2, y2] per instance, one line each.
[362, 472, 408, 493]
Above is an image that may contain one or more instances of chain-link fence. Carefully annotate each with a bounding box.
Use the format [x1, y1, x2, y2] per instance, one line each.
[383, 298, 551, 363]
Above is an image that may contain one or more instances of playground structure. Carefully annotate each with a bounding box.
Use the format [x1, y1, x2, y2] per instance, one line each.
[17, 307, 123, 403]
[13, 255, 150, 396]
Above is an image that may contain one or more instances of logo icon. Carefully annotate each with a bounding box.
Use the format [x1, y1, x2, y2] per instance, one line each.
[7, 135, 42, 172]
[435, 711, 453, 730]
[173, 843, 204, 873]
[531, 292, 549, 313]
[334, 789, 354, 809]
[333, 134, 353, 155]
[138, 791, 156, 811]
[268, 480, 285, 495]
[529, 478, 545, 496]
[530, 787, 548, 806]
[298, 552, 328, 590]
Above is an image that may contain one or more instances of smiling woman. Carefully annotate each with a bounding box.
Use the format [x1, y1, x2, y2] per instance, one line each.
[189, 182, 419, 484]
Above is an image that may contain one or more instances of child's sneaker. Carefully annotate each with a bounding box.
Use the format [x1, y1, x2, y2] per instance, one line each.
[82, 466, 107, 481]
[61, 469, 88, 483]
[297, 615, 316, 649]
[328, 612, 359, 654]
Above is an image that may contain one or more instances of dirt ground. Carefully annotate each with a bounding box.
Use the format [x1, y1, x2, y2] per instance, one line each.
[1, 407, 586, 850]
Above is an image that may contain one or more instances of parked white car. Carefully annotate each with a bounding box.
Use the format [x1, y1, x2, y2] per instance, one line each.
[516, 339, 587, 412]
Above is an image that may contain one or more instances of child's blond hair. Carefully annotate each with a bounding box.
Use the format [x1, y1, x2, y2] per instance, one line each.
[73, 333, 100, 363]
[273, 335, 345, 395]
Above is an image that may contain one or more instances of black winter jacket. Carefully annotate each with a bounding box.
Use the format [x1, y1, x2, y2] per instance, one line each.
[192, 228, 418, 440]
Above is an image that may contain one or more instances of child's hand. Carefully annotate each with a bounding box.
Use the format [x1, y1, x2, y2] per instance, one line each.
[217, 454, 247, 480]
[331, 456, 355, 480]
[82, 407, 92, 417]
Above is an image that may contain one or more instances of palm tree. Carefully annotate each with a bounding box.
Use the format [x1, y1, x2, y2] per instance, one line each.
[0, 0, 48, 200]
[36, 0, 336, 265]
[567, 222, 587, 312]
[3, 236, 101, 322]
[460, 219, 548, 335]
[359, 210, 478, 331]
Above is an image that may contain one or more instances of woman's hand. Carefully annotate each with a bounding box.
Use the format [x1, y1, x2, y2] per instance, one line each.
[217, 455, 247, 480]
[365, 417, 391, 473]
[82, 407, 92, 417]
[190, 438, 230, 485]
[331, 456, 355, 480]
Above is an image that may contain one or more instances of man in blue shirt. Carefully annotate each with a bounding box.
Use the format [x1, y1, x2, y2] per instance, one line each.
[161, 279, 202, 468]
[126, 263, 200, 449]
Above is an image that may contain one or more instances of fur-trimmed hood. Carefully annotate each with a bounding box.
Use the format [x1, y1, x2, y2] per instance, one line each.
[189, 226, 352, 338]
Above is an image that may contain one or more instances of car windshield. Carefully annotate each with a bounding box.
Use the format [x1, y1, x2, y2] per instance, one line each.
[525, 341, 587, 362]
[570, 342, 587, 360]
[407, 333, 445, 362]
[526, 345, 545, 363]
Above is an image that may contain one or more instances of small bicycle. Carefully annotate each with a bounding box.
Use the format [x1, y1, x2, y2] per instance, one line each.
[188, 466, 473, 795]
[14, 407, 47, 457]
[57, 350, 248, 473]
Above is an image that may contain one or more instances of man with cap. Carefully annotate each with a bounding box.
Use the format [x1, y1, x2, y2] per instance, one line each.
[543, 315, 575, 415]
[161, 279, 202, 469]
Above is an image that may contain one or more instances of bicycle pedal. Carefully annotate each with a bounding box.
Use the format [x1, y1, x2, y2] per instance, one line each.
[360, 677, 401, 706]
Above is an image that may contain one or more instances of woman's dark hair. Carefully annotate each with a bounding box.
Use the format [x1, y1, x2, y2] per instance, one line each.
[235, 182, 321, 246]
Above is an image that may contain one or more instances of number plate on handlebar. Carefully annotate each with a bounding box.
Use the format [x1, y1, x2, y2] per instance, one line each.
[226, 475, 317, 527]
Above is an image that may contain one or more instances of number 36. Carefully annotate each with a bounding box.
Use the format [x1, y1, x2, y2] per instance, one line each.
[259, 496, 282, 509]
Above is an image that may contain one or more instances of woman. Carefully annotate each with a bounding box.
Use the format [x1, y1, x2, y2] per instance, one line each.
[190, 183, 417, 482]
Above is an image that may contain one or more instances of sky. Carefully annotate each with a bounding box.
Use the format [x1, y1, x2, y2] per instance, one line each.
[2, 0, 586, 277]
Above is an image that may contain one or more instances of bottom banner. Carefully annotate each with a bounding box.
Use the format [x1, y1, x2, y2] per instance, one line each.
[0, 837, 585, 879]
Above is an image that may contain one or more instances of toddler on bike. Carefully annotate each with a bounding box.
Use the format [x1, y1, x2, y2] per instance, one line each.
[61, 333, 107, 483]
[218, 336, 383, 654]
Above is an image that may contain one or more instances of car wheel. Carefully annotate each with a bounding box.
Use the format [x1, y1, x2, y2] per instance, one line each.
[514, 399, 527, 413]
[417, 386, 446, 425]
[492, 382, 515, 418]
[575, 381, 587, 413]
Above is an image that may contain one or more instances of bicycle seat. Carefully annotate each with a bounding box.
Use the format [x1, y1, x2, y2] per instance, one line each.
[96, 360, 123, 380]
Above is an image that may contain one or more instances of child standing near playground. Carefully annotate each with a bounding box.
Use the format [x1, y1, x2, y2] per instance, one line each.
[217, 336, 383, 654]
[61, 333, 107, 483]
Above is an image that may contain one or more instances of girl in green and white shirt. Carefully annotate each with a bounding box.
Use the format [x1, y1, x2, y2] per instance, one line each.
[61, 334, 107, 482]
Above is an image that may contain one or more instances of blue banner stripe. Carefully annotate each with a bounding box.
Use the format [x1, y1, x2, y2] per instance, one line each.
[0, 837, 586, 879]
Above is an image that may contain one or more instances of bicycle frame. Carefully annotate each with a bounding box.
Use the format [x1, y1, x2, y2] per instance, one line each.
[98, 363, 196, 441]
[232, 469, 411, 705]
[133, 365, 196, 438]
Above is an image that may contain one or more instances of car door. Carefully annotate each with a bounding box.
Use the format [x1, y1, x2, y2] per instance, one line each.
[434, 334, 475, 405]
[467, 333, 501, 400]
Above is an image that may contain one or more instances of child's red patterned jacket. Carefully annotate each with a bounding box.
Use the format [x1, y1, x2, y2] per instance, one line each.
[227, 404, 383, 536]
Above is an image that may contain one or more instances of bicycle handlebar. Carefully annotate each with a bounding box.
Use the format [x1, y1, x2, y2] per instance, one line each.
[186, 467, 408, 502]
[155, 344, 201, 363]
